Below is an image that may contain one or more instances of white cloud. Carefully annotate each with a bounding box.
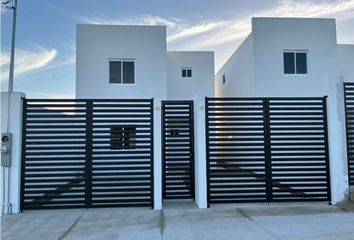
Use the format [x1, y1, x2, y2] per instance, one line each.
[81, 0, 354, 71]
[81, 14, 186, 34]
[167, 0, 354, 70]
[1, 47, 57, 81]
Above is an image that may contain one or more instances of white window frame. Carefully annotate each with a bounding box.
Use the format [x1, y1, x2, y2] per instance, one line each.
[283, 50, 308, 75]
[109, 58, 135, 84]
[181, 67, 192, 78]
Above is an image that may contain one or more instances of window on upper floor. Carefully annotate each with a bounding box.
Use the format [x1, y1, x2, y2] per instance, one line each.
[283, 51, 308, 74]
[182, 67, 192, 78]
[109, 59, 135, 84]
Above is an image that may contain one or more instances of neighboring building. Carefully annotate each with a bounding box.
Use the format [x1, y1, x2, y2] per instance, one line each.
[216, 17, 354, 203]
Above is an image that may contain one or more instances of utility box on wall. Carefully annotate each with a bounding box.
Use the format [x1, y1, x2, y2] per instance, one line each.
[1, 132, 12, 167]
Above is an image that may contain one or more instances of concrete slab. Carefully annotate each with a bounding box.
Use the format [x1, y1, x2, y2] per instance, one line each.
[2, 203, 354, 240]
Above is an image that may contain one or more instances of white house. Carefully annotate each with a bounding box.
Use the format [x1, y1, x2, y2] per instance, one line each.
[216, 17, 354, 203]
[76, 24, 214, 209]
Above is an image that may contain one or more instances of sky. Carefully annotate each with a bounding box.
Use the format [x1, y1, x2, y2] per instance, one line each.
[1, 0, 354, 98]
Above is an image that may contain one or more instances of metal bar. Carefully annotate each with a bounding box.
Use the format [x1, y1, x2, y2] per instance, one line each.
[322, 96, 332, 203]
[20, 98, 27, 212]
[85, 100, 93, 208]
[150, 98, 154, 209]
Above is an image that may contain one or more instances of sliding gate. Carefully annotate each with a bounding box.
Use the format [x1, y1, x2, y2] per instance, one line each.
[162, 101, 195, 200]
[21, 99, 154, 210]
[205, 97, 331, 206]
[343, 82, 354, 186]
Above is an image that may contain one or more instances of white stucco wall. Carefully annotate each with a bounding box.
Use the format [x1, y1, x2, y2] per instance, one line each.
[167, 51, 215, 99]
[252, 18, 338, 97]
[1, 92, 25, 215]
[338, 44, 354, 83]
[215, 34, 255, 97]
[76, 24, 167, 100]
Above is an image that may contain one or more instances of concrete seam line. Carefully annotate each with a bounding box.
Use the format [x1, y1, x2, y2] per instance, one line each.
[58, 215, 82, 240]
[236, 208, 253, 222]
[160, 210, 164, 238]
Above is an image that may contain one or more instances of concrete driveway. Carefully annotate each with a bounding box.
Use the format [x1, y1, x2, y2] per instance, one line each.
[2, 202, 354, 240]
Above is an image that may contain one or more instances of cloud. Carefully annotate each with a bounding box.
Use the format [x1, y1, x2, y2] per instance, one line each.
[80, 0, 354, 71]
[1, 47, 57, 81]
[80, 14, 186, 34]
[169, 0, 354, 51]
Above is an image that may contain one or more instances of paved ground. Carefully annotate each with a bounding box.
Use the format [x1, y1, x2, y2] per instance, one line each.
[2, 202, 354, 240]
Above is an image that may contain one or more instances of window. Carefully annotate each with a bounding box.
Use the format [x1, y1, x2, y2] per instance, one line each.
[110, 126, 136, 150]
[109, 60, 135, 84]
[283, 51, 308, 74]
[222, 74, 226, 84]
[182, 67, 192, 78]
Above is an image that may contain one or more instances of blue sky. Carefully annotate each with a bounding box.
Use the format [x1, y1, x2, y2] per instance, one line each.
[1, 0, 354, 98]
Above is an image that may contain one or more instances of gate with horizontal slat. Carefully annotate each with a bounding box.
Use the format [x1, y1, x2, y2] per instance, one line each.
[205, 97, 331, 206]
[162, 100, 195, 200]
[343, 82, 354, 186]
[21, 98, 154, 210]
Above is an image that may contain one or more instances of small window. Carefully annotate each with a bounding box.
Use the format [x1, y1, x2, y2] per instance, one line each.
[182, 67, 192, 78]
[283, 51, 308, 74]
[109, 60, 135, 84]
[110, 126, 136, 150]
[222, 74, 226, 84]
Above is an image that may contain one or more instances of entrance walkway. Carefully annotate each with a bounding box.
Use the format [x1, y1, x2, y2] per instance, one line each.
[2, 203, 354, 240]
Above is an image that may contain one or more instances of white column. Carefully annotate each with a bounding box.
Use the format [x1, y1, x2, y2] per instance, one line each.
[193, 95, 207, 208]
[153, 99, 162, 209]
[1, 92, 25, 215]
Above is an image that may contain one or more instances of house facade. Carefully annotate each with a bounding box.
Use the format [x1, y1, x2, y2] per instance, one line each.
[76, 25, 214, 209]
[216, 17, 354, 203]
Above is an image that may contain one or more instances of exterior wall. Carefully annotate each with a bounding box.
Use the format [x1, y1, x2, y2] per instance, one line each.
[252, 18, 338, 97]
[1, 92, 25, 215]
[215, 34, 255, 97]
[76, 24, 167, 100]
[167, 51, 215, 99]
[338, 44, 354, 83]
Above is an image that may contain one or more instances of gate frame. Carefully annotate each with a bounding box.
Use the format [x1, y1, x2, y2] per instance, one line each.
[343, 82, 354, 187]
[161, 100, 195, 201]
[20, 98, 154, 210]
[205, 96, 332, 207]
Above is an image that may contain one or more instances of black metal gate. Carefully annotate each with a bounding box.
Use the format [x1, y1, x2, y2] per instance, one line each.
[343, 82, 354, 186]
[162, 101, 195, 200]
[21, 99, 154, 210]
[205, 97, 331, 206]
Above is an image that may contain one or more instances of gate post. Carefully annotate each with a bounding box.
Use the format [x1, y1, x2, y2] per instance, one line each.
[322, 96, 332, 204]
[85, 100, 93, 208]
[263, 99, 273, 202]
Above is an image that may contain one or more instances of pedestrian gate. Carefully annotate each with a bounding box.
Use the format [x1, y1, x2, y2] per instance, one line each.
[205, 97, 331, 206]
[343, 82, 354, 186]
[162, 101, 195, 200]
[21, 99, 154, 210]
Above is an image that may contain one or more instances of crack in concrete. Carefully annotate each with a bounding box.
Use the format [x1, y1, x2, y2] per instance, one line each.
[160, 210, 165, 238]
[236, 208, 254, 221]
[58, 215, 82, 240]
